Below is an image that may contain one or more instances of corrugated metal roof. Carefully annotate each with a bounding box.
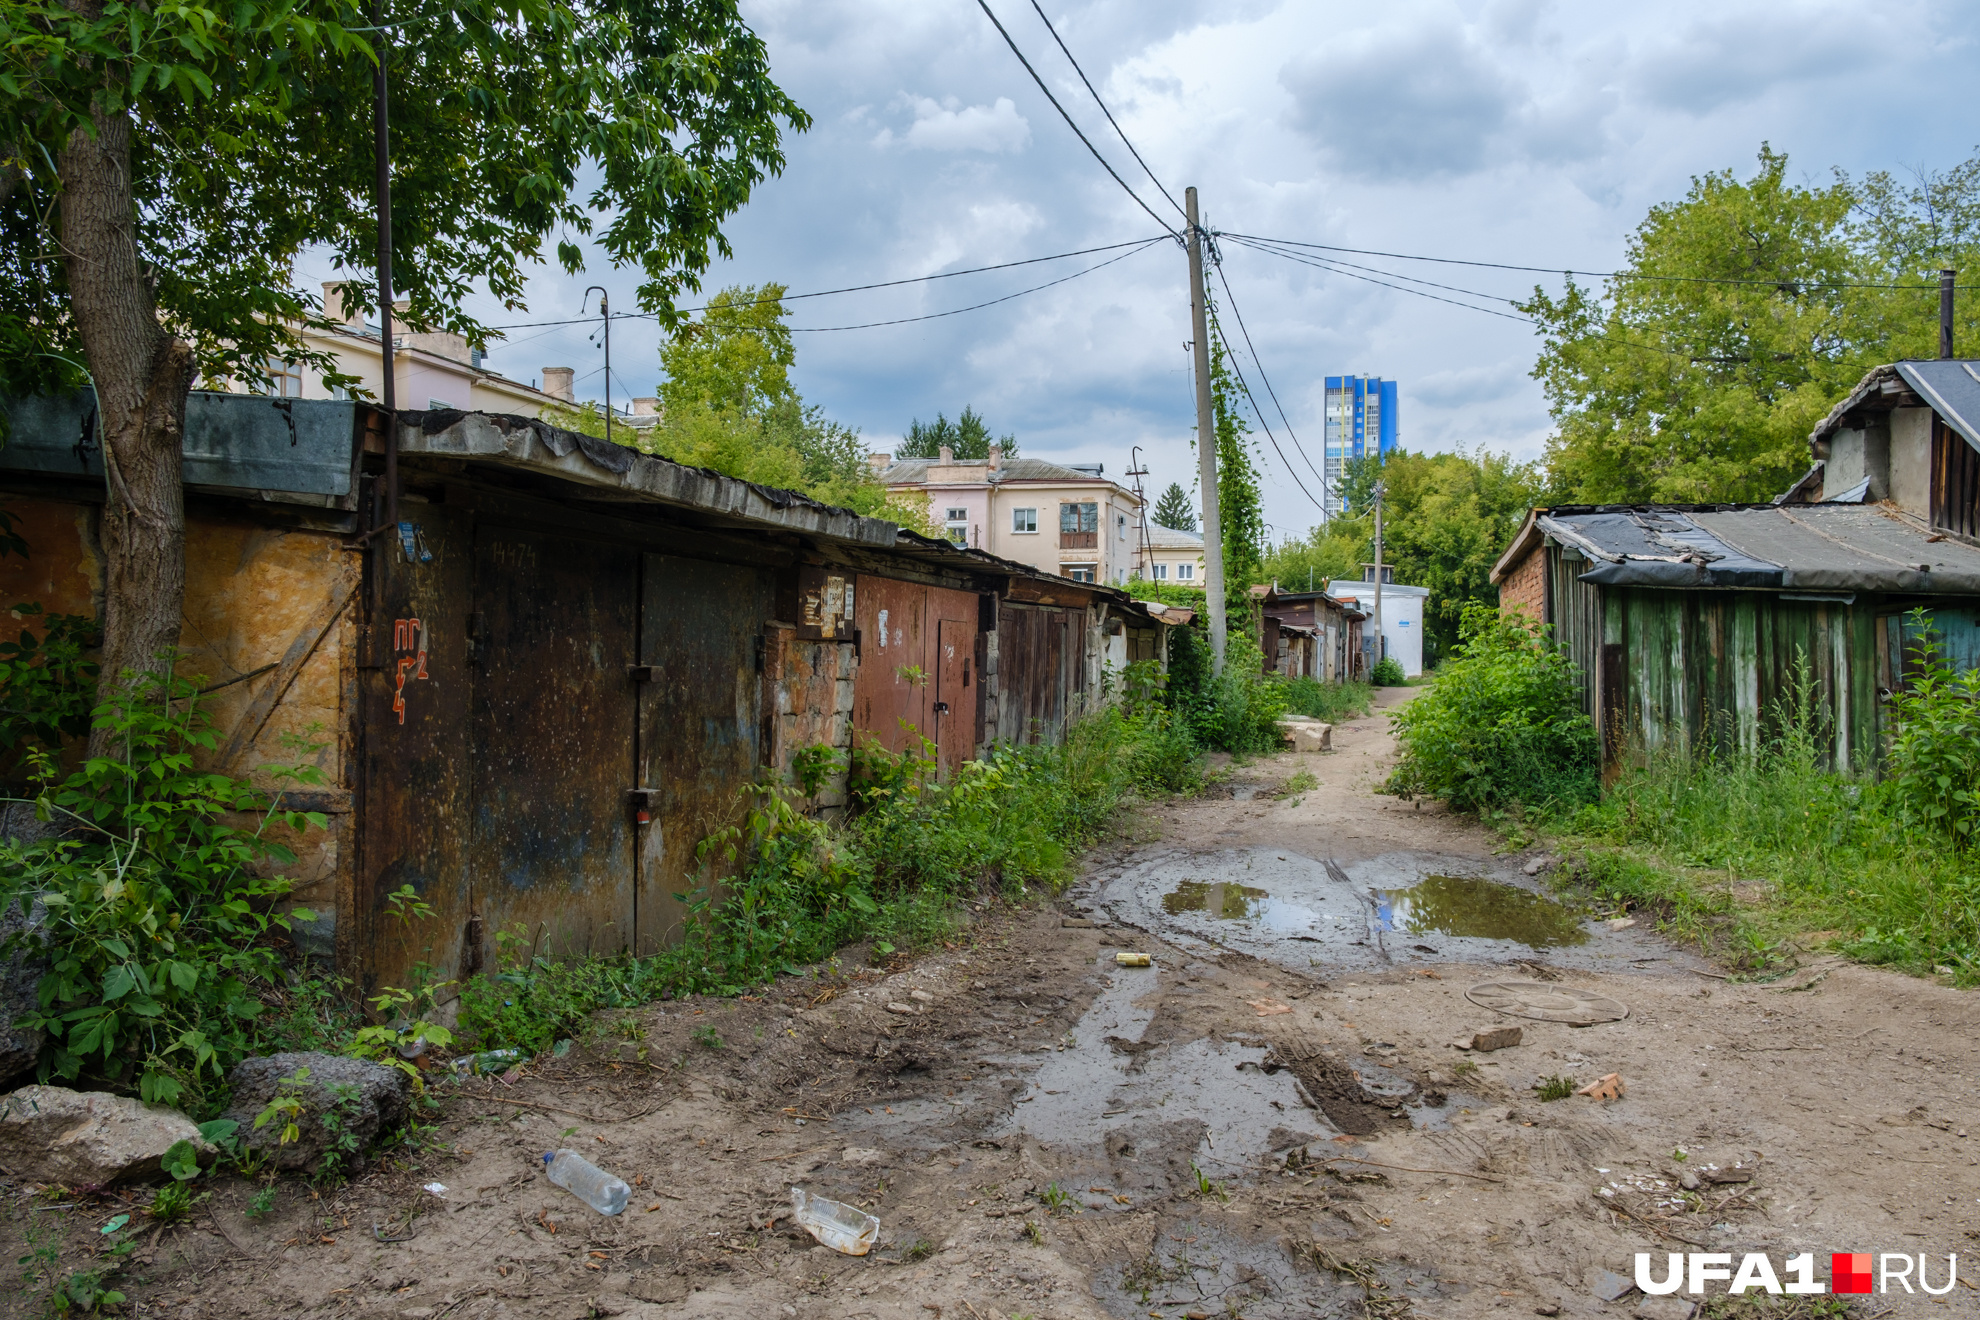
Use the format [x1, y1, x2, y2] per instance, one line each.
[1538, 502, 1980, 592]
[1144, 523, 1203, 549]
[1896, 359, 1980, 453]
[876, 456, 1131, 487]
[1, 390, 362, 507]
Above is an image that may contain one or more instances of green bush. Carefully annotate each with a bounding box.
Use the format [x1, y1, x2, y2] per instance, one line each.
[1385, 605, 1598, 812]
[0, 674, 326, 1111]
[1881, 609, 1980, 839]
[1277, 676, 1373, 723]
[1370, 656, 1405, 687]
[1167, 628, 1287, 753]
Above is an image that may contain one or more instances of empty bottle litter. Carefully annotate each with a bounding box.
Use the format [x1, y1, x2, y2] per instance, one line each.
[789, 1187, 879, 1256]
[544, 1149, 629, 1216]
[451, 1048, 523, 1075]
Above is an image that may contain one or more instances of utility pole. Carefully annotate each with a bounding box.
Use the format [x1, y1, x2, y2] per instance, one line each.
[1187, 186, 1225, 673]
[1372, 481, 1386, 669]
[374, 0, 397, 535]
[586, 286, 613, 446]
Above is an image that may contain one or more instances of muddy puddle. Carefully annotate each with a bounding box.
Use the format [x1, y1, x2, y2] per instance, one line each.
[993, 952, 1329, 1188]
[1373, 872, 1588, 947]
[1085, 847, 1695, 975]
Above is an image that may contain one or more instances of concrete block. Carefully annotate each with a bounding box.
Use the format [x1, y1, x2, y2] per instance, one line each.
[1276, 718, 1332, 753]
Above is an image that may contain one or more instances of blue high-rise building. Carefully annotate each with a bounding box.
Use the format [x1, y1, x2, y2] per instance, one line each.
[1322, 376, 1399, 517]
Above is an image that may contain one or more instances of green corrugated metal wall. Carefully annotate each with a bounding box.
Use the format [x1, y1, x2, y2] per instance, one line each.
[1544, 544, 1890, 774]
[1601, 588, 1881, 773]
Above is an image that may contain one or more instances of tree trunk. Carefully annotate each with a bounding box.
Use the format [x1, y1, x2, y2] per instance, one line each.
[57, 106, 194, 758]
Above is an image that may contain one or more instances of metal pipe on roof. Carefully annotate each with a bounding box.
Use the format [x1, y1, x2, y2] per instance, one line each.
[1942, 268, 1958, 360]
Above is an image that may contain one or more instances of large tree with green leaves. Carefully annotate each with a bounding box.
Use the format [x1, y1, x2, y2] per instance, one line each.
[896, 406, 1016, 460]
[1151, 481, 1196, 532]
[1521, 145, 1980, 505]
[1, 0, 806, 745]
[1263, 447, 1546, 661]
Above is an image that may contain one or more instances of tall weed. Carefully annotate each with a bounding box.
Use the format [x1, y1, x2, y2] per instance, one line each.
[1386, 605, 1597, 812]
[1558, 648, 1980, 981]
[0, 673, 326, 1111]
[456, 708, 1199, 1050]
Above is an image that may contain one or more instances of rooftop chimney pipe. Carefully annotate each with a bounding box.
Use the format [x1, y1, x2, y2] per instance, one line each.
[1942, 267, 1957, 359]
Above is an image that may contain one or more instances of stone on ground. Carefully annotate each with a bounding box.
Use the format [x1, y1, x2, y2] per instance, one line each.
[0, 1085, 212, 1186]
[221, 1051, 412, 1172]
[1275, 717, 1333, 753]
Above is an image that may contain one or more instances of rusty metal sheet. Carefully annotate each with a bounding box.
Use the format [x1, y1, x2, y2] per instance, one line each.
[796, 564, 856, 640]
[356, 503, 474, 995]
[467, 525, 638, 963]
[927, 585, 978, 777]
[996, 601, 1076, 745]
[636, 553, 774, 954]
[853, 574, 931, 755]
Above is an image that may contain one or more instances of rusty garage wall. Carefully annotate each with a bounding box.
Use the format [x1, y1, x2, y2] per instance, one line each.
[850, 574, 981, 777]
[0, 495, 354, 956]
[355, 476, 799, 992]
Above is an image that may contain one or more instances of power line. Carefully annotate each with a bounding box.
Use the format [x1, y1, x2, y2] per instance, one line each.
[1230, 234, 1527, 308]
[788, 237, 1168, 332]
[473, 236, 1171, 335]
[1024, 0, 1183, 219]
[973, 0, 1181, 240]
[1219, 231, 1975, 290]
[1230, 235, 1535, 323]
[1209, 254, 1332, 503]
[1203, 304, 1327, 514]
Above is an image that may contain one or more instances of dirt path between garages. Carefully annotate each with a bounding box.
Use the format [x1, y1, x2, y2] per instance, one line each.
[18, 686, 1979, 1320]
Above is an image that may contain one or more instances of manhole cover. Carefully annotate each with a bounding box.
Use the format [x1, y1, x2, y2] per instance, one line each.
[1465, 981, 1628, 1024]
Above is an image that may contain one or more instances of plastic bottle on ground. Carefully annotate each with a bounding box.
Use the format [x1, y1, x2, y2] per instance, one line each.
[543, 1149, 629, 1215]
[789, 1187, 879, 1255]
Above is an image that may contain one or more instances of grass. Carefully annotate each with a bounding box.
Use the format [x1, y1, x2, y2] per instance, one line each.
[1277, 676, 1374, 723]
[1544, 739, 1980, 982]
[1534, 1075, 1576, 1102]
[451, 707, 1204, 1056]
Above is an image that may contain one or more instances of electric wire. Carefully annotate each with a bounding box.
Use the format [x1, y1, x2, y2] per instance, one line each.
[973, 0, 1182, 239]
[1228, 234, 1530, 309]
[787, 236, 1167, 331]
[1209, 255, 1332, 503]
[1220, 231, 1974, 290]
[1230, 235, 1535, 323]
[1202, 302, 1327, 514]
[470, 236, 1169, 334]
[1024, 0, 1184, 218]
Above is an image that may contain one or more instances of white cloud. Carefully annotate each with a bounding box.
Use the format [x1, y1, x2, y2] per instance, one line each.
[1279, 27, 1520, 180]
[873, 96, 1031, 153]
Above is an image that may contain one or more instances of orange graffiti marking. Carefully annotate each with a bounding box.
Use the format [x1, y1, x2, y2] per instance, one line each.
[392, 617, 428, 725]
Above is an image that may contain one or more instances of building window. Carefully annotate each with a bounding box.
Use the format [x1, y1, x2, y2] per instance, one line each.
[1059, 501, 1098, 533]
[1064, 565, 1096, 583]
[1118, 512, 1127, 541]
[946, 507, 969, 522]
[1177, 563, 1195, 581]
[1012, 507, 1037, 533]
[944, 507, 970, 546]
[1152, 563, 1169, 581]
[265, 358, 303, 398]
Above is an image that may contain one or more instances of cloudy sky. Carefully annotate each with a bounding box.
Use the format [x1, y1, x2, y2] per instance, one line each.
[381, 0, 1980, 535]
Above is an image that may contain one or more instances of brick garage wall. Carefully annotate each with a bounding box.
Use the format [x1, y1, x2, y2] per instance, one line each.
[1498, 544, 1547, 619]
[763, 625, 856, 811]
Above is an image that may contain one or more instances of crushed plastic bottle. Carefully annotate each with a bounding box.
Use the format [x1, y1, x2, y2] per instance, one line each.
[789, 1186, 879, 1256]
[543, 1149, 630, 1216]
[451, 1048, 523, 1075]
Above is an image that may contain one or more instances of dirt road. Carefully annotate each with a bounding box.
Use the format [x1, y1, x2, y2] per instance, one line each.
[34, 688, 1980, 1319]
